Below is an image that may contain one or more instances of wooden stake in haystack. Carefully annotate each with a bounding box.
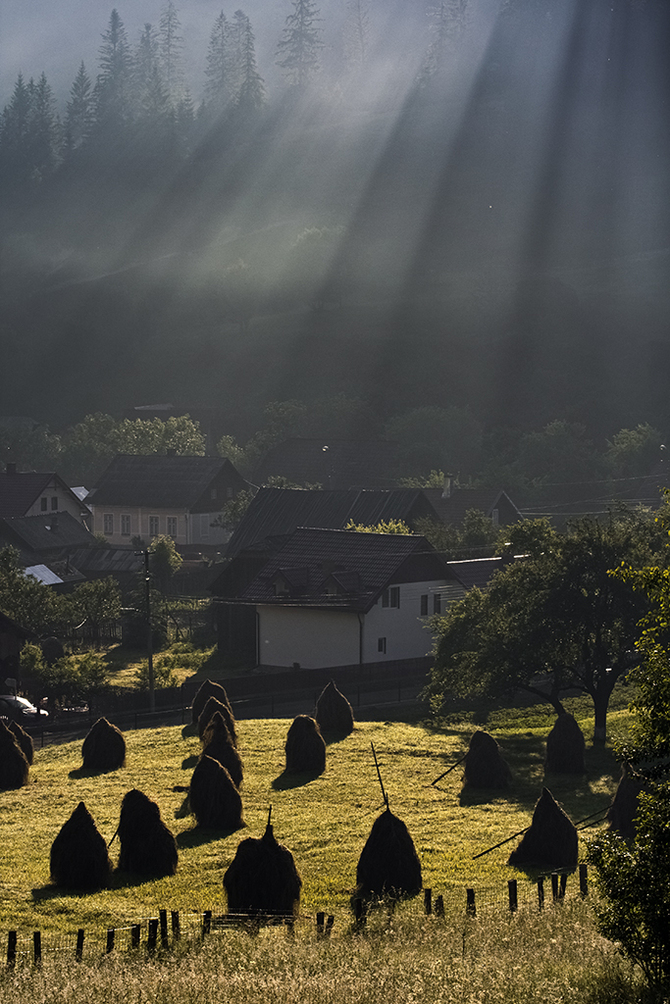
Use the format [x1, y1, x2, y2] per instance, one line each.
[352, 744, 422, 905]
[223, 807, 302, 917]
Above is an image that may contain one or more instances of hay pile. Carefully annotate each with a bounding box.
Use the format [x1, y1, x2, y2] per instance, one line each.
[315, 680, 355, 735]
[285, 715, 326, 774]
[201, 711, 244, 788]
[197, 696, 237, 746]
[9, 720, 34, 765]
[190, 754, 244, 830]
[50, 801, 112, 889]
[223, 817, 302, 917]
[117, 788, 178, 877]
[545, 713, 586, 774]
[462, 730, 512, 788]
[508, 787, 578, 869]
[354, 808, 422, 903]
[82, 717, 126, 771]
[607, 763, 651, 841]
[0, 719, 29, 788]
[192, 679, 234, 724]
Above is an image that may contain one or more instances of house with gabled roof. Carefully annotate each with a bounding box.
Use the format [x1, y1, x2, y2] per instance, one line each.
[0, 464, 90, 525]
[422, 479, 522, 529]
[225, 486, 441, 560]
[85, 454, 249, 548]
[211, 526, 469, 670]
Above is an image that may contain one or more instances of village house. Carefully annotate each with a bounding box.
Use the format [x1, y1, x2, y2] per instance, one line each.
[0, 464, 90, 526]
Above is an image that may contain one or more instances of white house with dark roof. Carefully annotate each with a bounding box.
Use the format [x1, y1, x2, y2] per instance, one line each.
[85, 454, 248, 548]
[211, 527, 470, 670]
[0, 465, 90, 525]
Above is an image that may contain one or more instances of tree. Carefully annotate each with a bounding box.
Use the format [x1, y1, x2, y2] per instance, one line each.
[385, 406, 483, 479]
[233, 10, 265, 113]
[69, 577, 121, 648]
[0, 547, 66, 638]
[205, 11, 234, 109]
[158, 0, 184, 101]
[65, 63, 94, 152]
[149, 534, 183, 589]
[514, 419, 600, 485]
[93, 9, 132, 134]
[605, 423, 663, 480]
[343, 0, 370, 71]
[345, 519, 412, 534]
[427, 512, 661, 743]
[418, 1, 469, 84]
[276, 0, 324, 89]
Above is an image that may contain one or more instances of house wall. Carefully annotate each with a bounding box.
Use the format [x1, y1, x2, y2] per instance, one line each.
[362, 579, 465, 663]
[25, 478, 86, 523]
[91, 507, 228, 546]
[257, 607, 360, 669]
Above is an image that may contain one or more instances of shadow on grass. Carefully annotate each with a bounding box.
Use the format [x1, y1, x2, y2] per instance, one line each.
[181, 754, 198, 769]
[320, 729, 356, 746]
[176, 823, 245, 849]
[174, 793, 191, 819]
[68, 765, 123, 779]
[32, 881, 107, 902]
[181, 723, 198, 739]
[271, 768, 324, 790]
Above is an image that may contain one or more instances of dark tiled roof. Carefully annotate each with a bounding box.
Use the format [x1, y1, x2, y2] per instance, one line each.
[252, 438, 402, 490]
[446, 557, 504, 590]
[226, 487, 439, 558]
[422, 488, 522, 526]
[0, 610, 31, 638]
[0, 512, 94, 554]
[86, 455, 243, 509]
[68, 547, 142, 575]
[0, 472, 53, 518]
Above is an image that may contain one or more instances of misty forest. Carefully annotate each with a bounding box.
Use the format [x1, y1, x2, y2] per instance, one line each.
[1, 0, 669, 485]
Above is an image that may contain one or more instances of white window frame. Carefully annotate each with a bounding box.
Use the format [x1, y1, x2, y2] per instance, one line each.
[121, 514, 131, 536]
[103, 513, 114, 535]
[149, 515, 160, 537]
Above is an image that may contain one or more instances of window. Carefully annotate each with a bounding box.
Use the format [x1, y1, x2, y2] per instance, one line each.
[226, 486, 233, 499]
[149, 516, 159, 537]
[420, 594, 428, 616]
[51, 496, 58, 510]
[377, 637, 387, 654]
[167, 516, 177, 538]
[103, 513, 114, 535]
[121, 514, 131, 536]
[200, 514, 209, 539]
[433, 592, 441, 615]
[382, 587, 400, 608]
[40, 498, 47, 512]
[491, 508, 500, 526]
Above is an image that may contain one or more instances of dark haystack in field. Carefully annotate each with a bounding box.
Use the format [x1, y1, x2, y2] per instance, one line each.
[508, 787, 578, 869]
[189, 755, 244, 830]
[315, 680, 355, 735]
[354, 808, 422, 903]
[545, 713, 586, 774]
[285, 715, 326, 774]
[197, 696, 237, 746]
[82, 717, 126, 771]
[223, 816, 302, 917]
[0, 719, 29, 789]
[462, 730, 512, 789]
[50, 801, 112, 889]
[201, 711, 244, 789]
[117, 789, 178, 877]
[607, 763, 651, 841]
[8, 720, 34, 766]
[192, 679, 234, 725]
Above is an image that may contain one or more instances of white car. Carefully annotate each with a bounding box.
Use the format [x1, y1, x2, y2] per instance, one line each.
[0, 695, 48, 722]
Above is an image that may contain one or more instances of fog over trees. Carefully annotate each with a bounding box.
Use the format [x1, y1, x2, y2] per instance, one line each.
[1, 0, 668, 450]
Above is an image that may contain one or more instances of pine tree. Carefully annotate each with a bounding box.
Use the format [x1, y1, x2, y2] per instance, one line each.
[419, 0, 469, 84]
[94, 9, 132, 132]
[134, 23, 160, 96]
[26, 72, 60, 180]
[0, 73, 33, 182]
[158, 1, 184, 101]
[234, 10, 265, 112]
[65, 63, 94, 152]
[344, 0, 369, 71]
[276, 0, 324, 89]
[205, 11, 234, 109]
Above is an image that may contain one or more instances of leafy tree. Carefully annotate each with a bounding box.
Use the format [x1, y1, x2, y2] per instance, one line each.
[345, 519, 411, 534]
[69, 577, 122, 648]
[427, 512, 661, 742]
[0, 547, 66, 637]
[605, 423, 663, 480]
[385, 406, 483, 479]
[276, 0, 324, 88]
[149, 534, 183, 588]
[514, 419, 601, 485]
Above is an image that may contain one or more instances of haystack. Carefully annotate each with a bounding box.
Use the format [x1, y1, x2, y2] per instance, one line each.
[315, 680, 355, 735]
[508, 787, 578, 869]
[82, 717, 126, 771]
[198, 696, 237, 746]
[462, 730, 512, 789]
[117, 789, 178, 877]
[545, 713, 586, 774]
[50, 801, 112, 889]
[0, 719, 29, 789]
[8, 719, 34, 766]
[223, 816, 302, 917]
[285, 715, 326, 774]
[189, 755, 244, 830]
[607, 763, 651, 841]
[354, 808, 422, 903]
[192, 679, 234, 725]
[201, 711, 244, 789]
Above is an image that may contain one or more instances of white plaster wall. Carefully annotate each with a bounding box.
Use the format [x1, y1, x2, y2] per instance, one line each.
[362, 580, 465, 663]
[258, 606, 360, 669]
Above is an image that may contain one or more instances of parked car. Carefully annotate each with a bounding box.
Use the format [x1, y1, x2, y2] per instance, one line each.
[0, 695, 48, 722]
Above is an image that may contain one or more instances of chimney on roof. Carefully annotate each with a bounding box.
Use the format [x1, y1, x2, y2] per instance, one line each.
[6, 462, 17, 475]
[442, 474, 453, 499]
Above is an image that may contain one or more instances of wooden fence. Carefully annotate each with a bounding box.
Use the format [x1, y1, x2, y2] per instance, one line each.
[3, 866, 590, 968]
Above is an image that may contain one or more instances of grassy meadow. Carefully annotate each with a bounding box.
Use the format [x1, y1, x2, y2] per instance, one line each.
[0, 690, 648, 1003]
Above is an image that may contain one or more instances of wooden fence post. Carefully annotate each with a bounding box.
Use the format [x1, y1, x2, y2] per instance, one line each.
[579, 863, 588, 898]
[106, 929, 115, 954]
[33, 932, 41, 967]
[202, 911, 212, 939]
[508, 879, 518, 913]
[76, 929, 85, 961]
[435, 895, 445, 918]
[424, 888, 432, 915]
[551, 873, 559, 902]
[316, 912, 325, 937]
[353, 898, 366, 929]
[160, 910, 168, 949]
[171, 911, 181, 941]
[559, 873, 567, 900]
[537, 877, 545, 911]
[148, 919, 158, 952]
[466, 888, 476, 917]
[325, 915, 335, 937]
[7, 931, 17, 968]
[131, 925, 141, 950]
